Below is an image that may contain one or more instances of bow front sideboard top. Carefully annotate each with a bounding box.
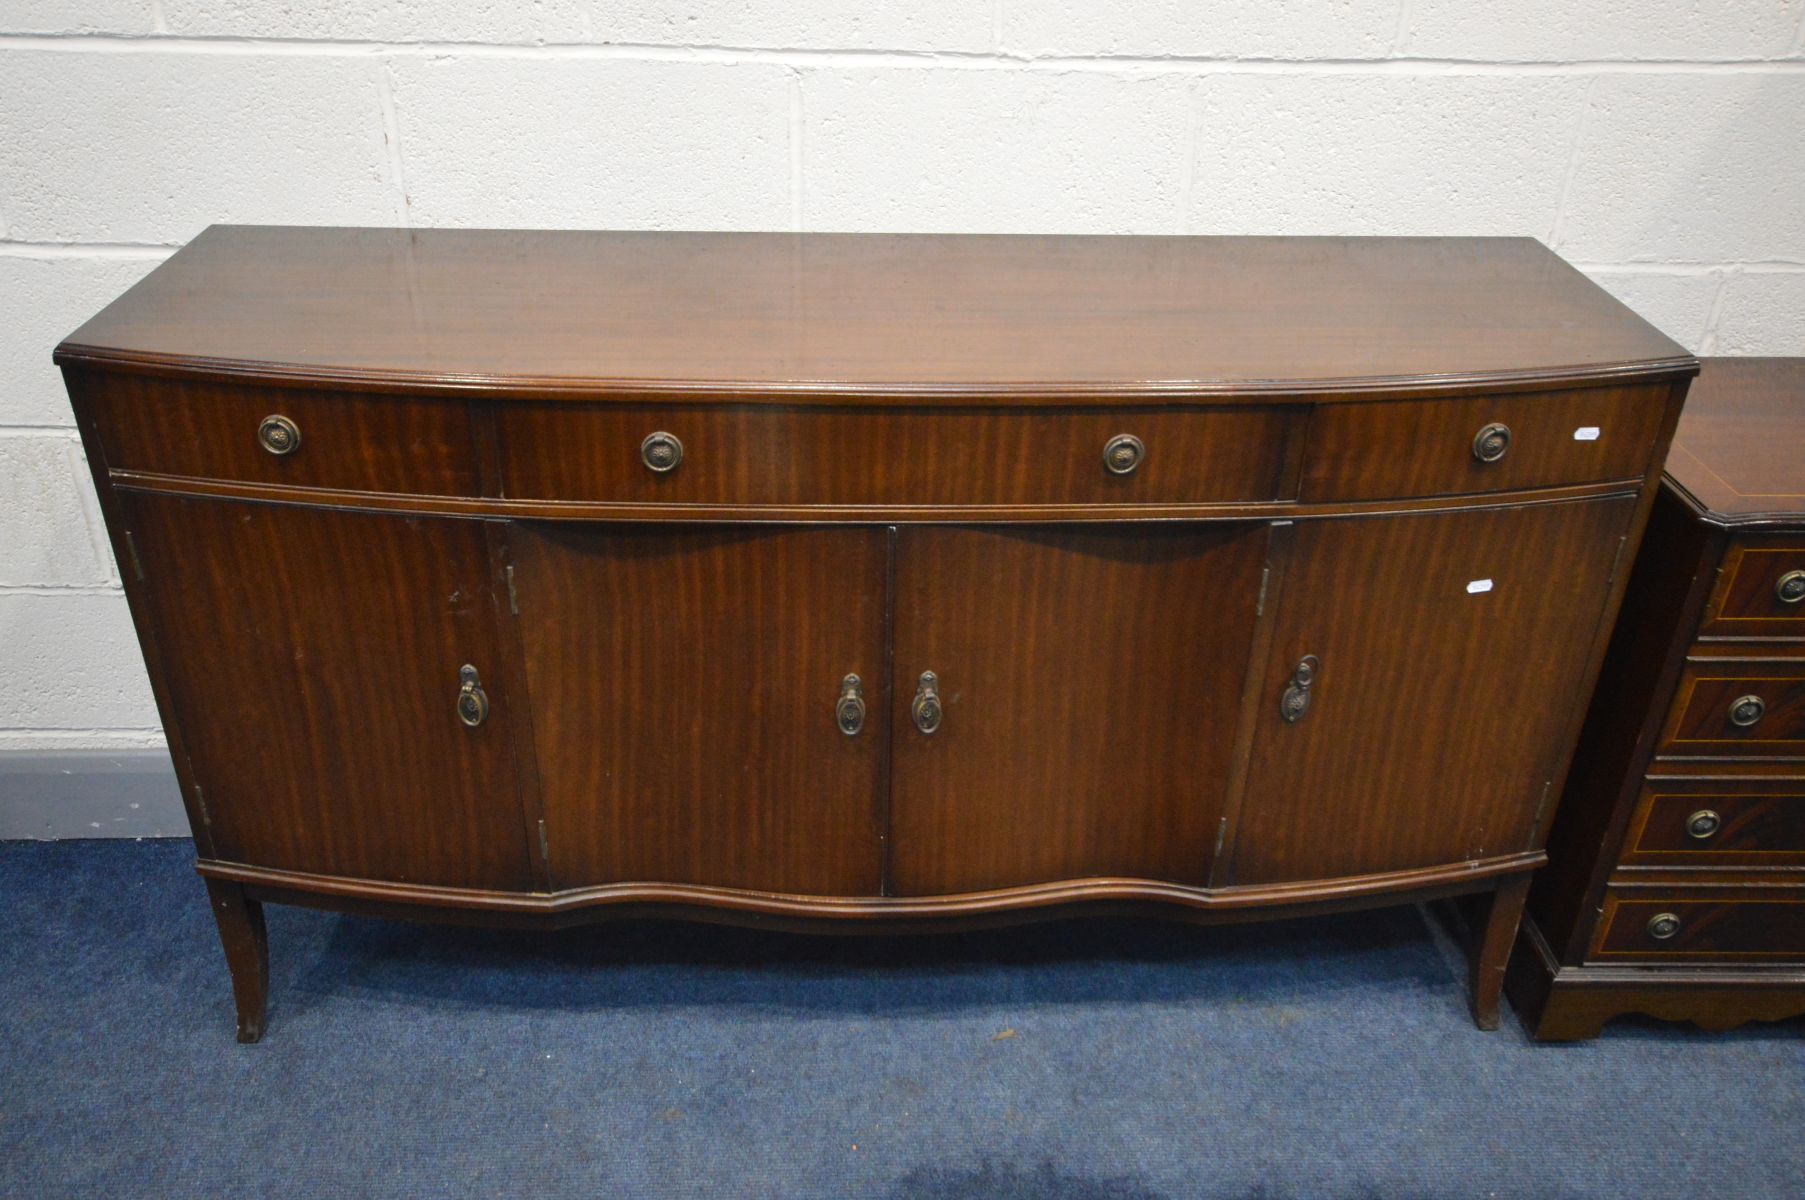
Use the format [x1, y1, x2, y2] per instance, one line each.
[56, 228, 1697, 1041]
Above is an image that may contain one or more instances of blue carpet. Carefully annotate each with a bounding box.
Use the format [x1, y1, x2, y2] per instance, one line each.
[0, 840, 1799, 1198]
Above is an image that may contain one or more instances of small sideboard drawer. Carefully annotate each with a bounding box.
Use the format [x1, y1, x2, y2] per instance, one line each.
[1699, 536, 1805, 639]
[1656, 662, 1805, 758]
[1298, 385, 1666, 501]
[1591, 891, 1805, 962]
[1622, 781, 1805, 865]
[90, 376, 482, 497]
[495, 404, 1296, 508]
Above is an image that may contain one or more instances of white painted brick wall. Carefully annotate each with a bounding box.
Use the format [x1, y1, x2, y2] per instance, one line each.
[0, 2, 1802, 753]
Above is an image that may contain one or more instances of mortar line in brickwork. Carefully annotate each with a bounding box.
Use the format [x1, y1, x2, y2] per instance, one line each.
[2, 35, 1805, 75]
[1545, 74, 1597, 251]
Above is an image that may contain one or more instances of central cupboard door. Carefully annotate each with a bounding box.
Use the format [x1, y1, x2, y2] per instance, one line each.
[511, 525, 887, 896]
[889, 525, 1271, 895]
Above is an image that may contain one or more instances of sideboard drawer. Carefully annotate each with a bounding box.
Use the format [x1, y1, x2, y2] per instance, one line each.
[1592, 891, 1805, 962]
[1699, 536, 1805, 639]
[1657, 662, 1805, 758]
[1623, 781, 1805, 865]
[495, 404, 1295, 508]
[1299, 385, 1665, 501]
[91, 376, 482, 497]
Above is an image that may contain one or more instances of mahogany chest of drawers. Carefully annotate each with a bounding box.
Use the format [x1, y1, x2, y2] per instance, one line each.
[1510, 358, 1805, 1040]
[56, 228, 1695, 1041]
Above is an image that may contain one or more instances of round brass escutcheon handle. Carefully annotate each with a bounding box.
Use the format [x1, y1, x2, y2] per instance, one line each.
[257, 414, 301, 456]
[640, 431, 684, 474]
[836, 673, 867, 737]
[1685, 809, 1722, 840]
[1646, 911, 1682, 940]
[911, 670, 943, 735]
[456, 664, 489, 728]
[1778, 569, 1805, 605]
[1102, 433, 1145, 476]
[1472, 422, 1512, 464]
[1729, 694, 1767, 728]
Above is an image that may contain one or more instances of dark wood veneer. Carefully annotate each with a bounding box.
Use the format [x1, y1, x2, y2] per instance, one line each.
[1511, 358, 1805, 1039]
[57, 228, 1694, 1040]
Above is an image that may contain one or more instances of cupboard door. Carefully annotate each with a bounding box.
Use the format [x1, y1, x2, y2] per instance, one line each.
[511, 525, 886, 896]
[889, 525, 1269, 895]
[122, 496, 532, 890]
[1232, 497, 1637, 885]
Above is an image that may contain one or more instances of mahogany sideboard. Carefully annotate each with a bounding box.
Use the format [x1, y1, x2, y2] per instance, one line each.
[55, 228, 1697, 1041]
[1510, 358, 1805, 1040]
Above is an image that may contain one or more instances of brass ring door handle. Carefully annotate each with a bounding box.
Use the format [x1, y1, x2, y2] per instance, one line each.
[1646, 912, 1682, 940]
[258, 414, 300, 456]
[1472, 422, 1511, 463]
[456, 664, 490, 728]
[1778, 569, 1805, 604]
[1685, 809, 1722, 840]
[836, 673, 866, 736]
[911, 671, 943, 735]
[1729, 694, 1766, 728]
[1279, 655, 1319, 723]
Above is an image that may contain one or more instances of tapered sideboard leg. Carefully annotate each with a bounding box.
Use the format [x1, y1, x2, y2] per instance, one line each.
[1469, 873, 1532, 1031]
[204, 878, 269, 1043]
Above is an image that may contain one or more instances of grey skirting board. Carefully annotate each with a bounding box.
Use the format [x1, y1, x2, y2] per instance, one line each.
[0, 750, 188, 839]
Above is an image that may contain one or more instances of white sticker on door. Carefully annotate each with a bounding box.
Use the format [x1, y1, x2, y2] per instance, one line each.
[1573, 426, 1601, 441]
[1467, 578, 1494, 594]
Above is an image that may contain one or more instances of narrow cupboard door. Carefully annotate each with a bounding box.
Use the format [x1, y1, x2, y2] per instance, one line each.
[511, 525, 887, 896]
[889, 525, 1270, 895]
[1231, 497, 1638, 885]
[121, 495, 533, 891]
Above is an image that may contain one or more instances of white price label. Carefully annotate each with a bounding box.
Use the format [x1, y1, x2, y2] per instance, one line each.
[1466, 578, 1494, 594]
[1573, 426, 1601, 441]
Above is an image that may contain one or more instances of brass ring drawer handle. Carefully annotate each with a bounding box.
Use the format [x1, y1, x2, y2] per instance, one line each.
[1279, 654, 1319, 723]
[911, 671, 943, 735]
[1103, 433, 1145, 476]
[641, 431, 683, 474]
[1472, 422, 1511, 464]
[1685, 809, 1721, 840]
[1778, 570, 1805, 605]
[1729, 694, 1766, 728]
[257, 414, 300, 456]
[1646, 912, 1682, 940]
[456, 664, 490, 728]
[836, 673, 866, 736]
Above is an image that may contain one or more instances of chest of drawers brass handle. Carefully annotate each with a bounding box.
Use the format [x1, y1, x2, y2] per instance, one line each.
[1729, 694, 1766, 728]
[1685, 809, 1721, 840]
[1646, 912, 1682, 940]
[640, 431, 684, 474]
[1778, 569, 1805, 605]
[1102, 434, 1145, 475]
[257, 414, 300, 456]
[1472, 422, 1511, 464]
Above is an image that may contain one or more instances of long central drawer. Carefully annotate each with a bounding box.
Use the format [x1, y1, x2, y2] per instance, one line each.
[494, 403, 1297, 507]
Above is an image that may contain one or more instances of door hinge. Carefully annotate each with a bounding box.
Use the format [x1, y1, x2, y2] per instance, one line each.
[192, 783, 212, 827]
[1255, 564, 1271, 617]
[537, 819, 550, 865]
[1605, 535, 1629, 591]
[1526, 780, 1553, 849]
[505, 565, 519, 616]
[123, 530, 145, 582]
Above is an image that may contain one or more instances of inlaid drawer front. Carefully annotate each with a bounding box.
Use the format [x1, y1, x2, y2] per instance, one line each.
[1623, 782, 1805, 865]
[1657, 662, 1805, 758]
[1592, 892, 1805, 962]
[496, 404, 1295, 508]
[1298, 385, 1666, 502]
[91, 375, 481, 497]
[1699, 537, 1805, 639]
